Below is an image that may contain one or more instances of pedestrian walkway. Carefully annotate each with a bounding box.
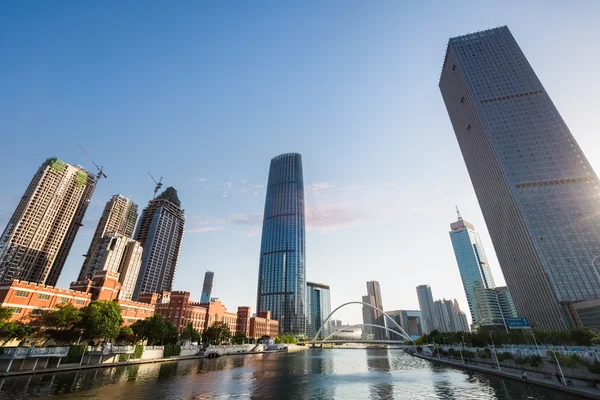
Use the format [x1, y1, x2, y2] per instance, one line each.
[412, 352, 600, 399]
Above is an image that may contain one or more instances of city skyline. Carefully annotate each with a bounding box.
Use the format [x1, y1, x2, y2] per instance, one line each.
[2, 2, 600, 325]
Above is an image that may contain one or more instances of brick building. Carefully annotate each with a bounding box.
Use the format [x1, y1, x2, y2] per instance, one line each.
[249, 311, 279, 339]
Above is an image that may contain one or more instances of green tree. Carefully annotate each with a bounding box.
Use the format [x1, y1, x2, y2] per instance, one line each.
[180, 323, 201, 343]
[232, 331, 248, 344]
[117, 326, 135, 344]
[0, 306, 12, 324]
[202, 321, 231, 345]
[39, 303, 83, 344]
[0, 321, 34, 345]
[81, 301, 123, 341]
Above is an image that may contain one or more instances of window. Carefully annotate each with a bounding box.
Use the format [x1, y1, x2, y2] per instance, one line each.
[31, 308, 44, 315]
[76, 299, 86, 305]
[38, 293, 51, 300]
[11, 307, 23, 314]
[58, 296, 69, 303]
[452, 64, 456, 71]
[15, 290, 29, 298]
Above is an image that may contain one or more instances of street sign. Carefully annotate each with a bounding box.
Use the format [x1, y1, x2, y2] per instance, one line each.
[506, 317, 530, 329]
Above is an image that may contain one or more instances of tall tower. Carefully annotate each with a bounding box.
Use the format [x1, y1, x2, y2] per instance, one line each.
[440, 26, 600, 330]
[201, 271, 214, 303]
[366, 281, 387, 340]
[416, 285, 438, 334]
[133, 187, 185, 299]
[306, 281, 331, 339]
[78, 194, 138, 280]
[0, 158, 96, 285]
[449, 209, 499, 326]
[256, 153, 306, 335]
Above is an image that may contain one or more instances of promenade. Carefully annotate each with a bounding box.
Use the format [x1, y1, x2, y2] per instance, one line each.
[412, 352, 600, 399]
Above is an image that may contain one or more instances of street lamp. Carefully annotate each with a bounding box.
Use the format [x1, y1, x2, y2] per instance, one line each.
[489, 333, 501, 371]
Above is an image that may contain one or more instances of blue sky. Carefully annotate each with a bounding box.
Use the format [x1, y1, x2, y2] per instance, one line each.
[1, 1, 600, 324]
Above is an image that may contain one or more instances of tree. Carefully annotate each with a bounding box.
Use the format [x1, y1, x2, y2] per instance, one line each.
[0, 306, 12, 324]
[39, 303, 83, 345]
[117, 326, 135, 344]
[0, 321, 34, 345]
[202, 321, 231, 345]
[180, 323, 201, 343]
[131, 314, 177, 345]
[232, 331, 248, 344]
[81, 301, 123, 341]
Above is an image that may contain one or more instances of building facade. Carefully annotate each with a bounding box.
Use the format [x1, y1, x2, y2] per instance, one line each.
[201, 271, 214, 303]
[79, 195, 138, 280]
[449, 210, 497, 325]
[416, 285, 438, 334]
[256, 153, 306, 335]
[440, 26, 600, 330]
[306, 281, 331, 339]
[248, 311, 279, 340]
[385, 309, 423, 339]
[133, 187, 185, 299]
[361, 294, 375, 338]
[366, 281, 387, 340]
[0, 158, 96, 286]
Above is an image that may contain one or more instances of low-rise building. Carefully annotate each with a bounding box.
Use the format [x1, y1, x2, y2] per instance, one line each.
[249, 311, 279, 339]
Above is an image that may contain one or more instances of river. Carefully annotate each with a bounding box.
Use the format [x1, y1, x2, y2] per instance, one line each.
[0, 348, 587, 399]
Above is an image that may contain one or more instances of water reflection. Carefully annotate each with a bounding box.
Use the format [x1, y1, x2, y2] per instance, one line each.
[366, 348, 393, 400]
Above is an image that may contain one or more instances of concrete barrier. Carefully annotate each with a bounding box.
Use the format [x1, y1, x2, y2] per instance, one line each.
[141, 347, 164, 360]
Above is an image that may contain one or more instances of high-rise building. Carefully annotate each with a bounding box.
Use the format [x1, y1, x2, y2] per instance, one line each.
[306, 281, 332, 339]
[456, 311, 470, 333]
[78, 195, 138, 280]
[201, 271, 214, 303]
[0, 158, 96, 285]
[361, 294, 375, 338]
[434, 298, 469, 333]
[449, 209, 509, 327]
[133, 187, 185, 299]
[385, 309, 423, 339]
[416, 285, 438, 334]
[366, 281, 387, 340]
[83, 233, 143, 300]
[440, 26, 600, 330]
[256, 153, 306, 335]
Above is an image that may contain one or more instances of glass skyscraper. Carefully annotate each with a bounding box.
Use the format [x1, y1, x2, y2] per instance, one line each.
[306, 281, 331, 339]
[440, 26, 600, 330]
[256, 153, 306, 335]
[416, 285, 438, 334]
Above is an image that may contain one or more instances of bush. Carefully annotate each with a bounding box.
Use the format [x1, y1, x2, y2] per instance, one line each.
[118, 353, 131, 362]
[514, 356, 527, 365]
[589, 361, 600, 375]
[164, 344, 181, 357]
[497, 352, 513, 362]
[528, 355, 542, 368]
[65, 345, 87, 364]
[477, 349, 492, 359]
[133, 344, 144, 359]
[416, 346, 423, 353]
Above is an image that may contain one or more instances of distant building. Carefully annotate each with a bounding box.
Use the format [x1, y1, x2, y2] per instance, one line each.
[201, 271, 214, 303]
[416, 285, 438, 334]
[79, 195, 138, 280]
[0, 158, 96, 286]
[366, 281, 387, 340]
[456, 311, 470, 333]
[306, 282, 331, 339]
[256, 153, 306, 336]
[362, 294, 376, 337]
[385, 309, 423, 339]
[440, 26, 600, 330]
[133, 187, 185, 299]
[331, 326, 361, 340]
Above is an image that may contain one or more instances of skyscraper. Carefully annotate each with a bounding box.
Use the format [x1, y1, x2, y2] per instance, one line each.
[0, 158, 96, 285]
[361, 294, 375, 338]
[366, 281, 387, 340]
[133, 187, 185, 299]
[440, 26, 600, 330]
[306, 281, 332, 339]
[201, 271, 214, 303]
[256, 153, 306, 335]
[449, 208, 498, 325]
[78, 194, 138, 280]
[416, 285, 438, 334]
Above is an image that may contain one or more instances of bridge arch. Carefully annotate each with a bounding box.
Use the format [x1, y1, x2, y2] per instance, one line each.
[322, 323, 410, 342]
[312, 301, 413, 343]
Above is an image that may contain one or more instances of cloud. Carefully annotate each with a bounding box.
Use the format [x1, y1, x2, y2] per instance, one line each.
[306, 204, 387, 233]
[242, 180, 248, 183]
[306, 182, 333, 191]
[225, 213, 263, 226]
[194, 178, 208, 182]
[186, 226, 223, 233]
[186, 216, 225, 234]
[218, 182, 233, 189]
[254, 184, 265, 189]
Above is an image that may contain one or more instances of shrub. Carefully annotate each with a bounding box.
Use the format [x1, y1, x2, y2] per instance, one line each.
[65, 345, 87, 364]
[416, 346, 423, 353]
[497, 352, 513, 362]
[133, 344, 144, 359]
[118, 353, 131, 362]
[528, 355, 542, 368]
[514, 356, 527, 365]
[589, 361, 600, 375]
[164, 344, 181, 357]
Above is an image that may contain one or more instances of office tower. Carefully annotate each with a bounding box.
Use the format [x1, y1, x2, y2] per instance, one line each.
[361, 295, 375, 338]
[306, 282, 332, 339]
[449, 209, 497, 325]
[366, 281, 387, 340]
[201, 271, 214, 303]
[435, 299, 456, 332]
[133, 187, 185, 299]
[83, 233, 143, 300]
[385, 310, 423, 338]
[256, 153, 306, 335]
[78, 195, 138, 280]
[0, 158, 96, 285]
[456, 311, 470, 333]
[440, 26, 600, 330]
[416, 285, 438, 334]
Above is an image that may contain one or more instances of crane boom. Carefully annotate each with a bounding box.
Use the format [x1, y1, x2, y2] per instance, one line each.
[78, 144, 107, 180]
[148, 172, 163, 198]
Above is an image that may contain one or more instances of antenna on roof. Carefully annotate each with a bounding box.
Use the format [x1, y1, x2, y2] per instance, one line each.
[456, 205, 462, 221]
[78, 144, 107, 181]
[148, 172, 163, 198]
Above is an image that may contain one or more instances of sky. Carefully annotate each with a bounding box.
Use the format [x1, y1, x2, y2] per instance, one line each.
[1, 1, 600, 325]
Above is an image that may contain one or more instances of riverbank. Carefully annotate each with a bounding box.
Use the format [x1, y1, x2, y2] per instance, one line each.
[0, 348, 289, 378]
[410, 351, 600, 399]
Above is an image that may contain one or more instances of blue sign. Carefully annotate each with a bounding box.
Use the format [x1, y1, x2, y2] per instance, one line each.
[506, 318, 530, 329]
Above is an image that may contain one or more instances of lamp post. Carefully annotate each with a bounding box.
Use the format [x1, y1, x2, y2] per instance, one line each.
[551, 350, 566, 385]
[459, 335, 464, 365]
[489, 333, 501, 371]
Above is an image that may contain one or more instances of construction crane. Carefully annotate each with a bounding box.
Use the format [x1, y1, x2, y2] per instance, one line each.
[148, 172, 163, 198]
[78, 144, 107, 181]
